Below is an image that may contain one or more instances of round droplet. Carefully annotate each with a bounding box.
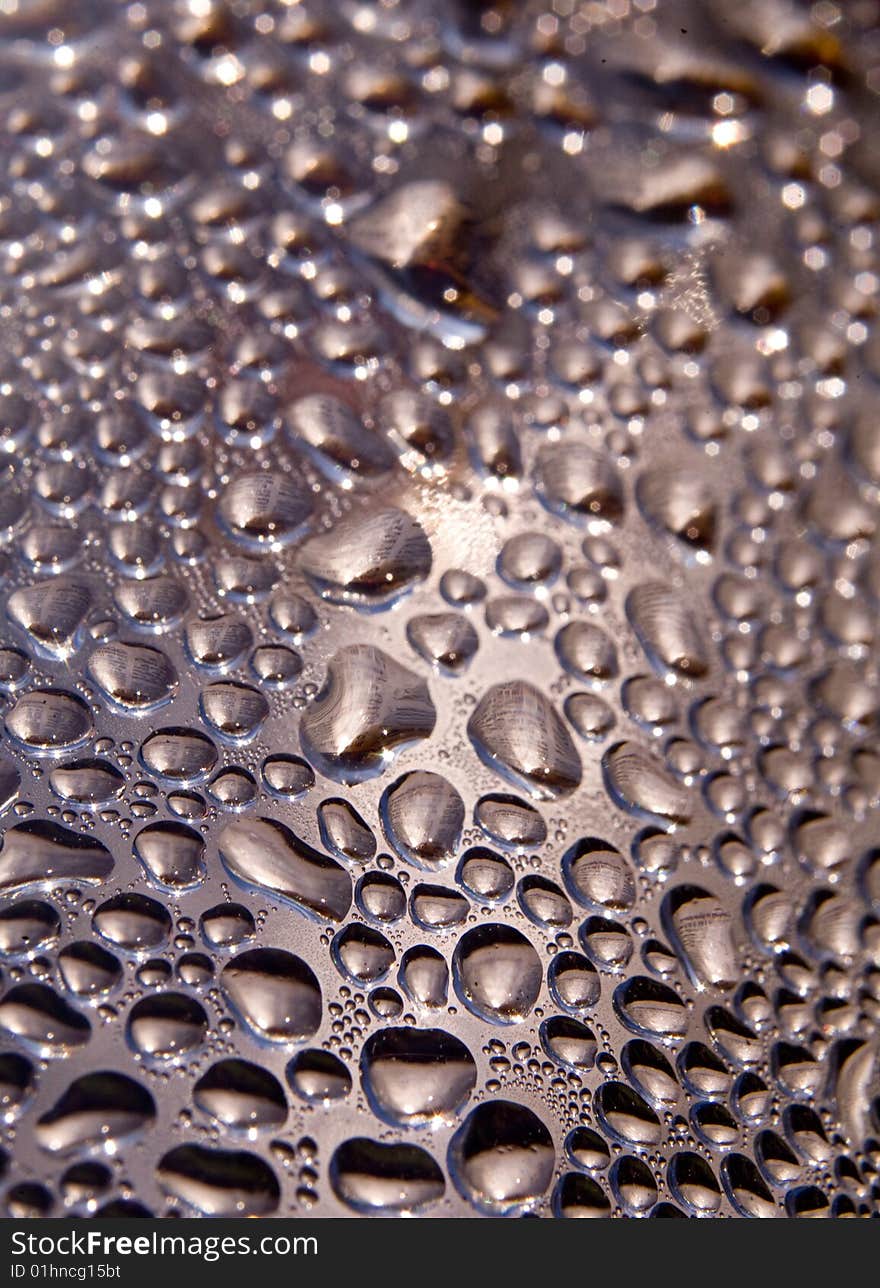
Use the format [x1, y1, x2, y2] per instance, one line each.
[133, 821, 206, 890]
[468, 680, 581, 799]
[287, 1050, 352, 1103]
[157, 1145, 280, 1216]
[382, 772, 465, 870]
[453, 925, 541, 1024]
[449, 1101, 554, 1214]
[127, 994, 207, 1060]
[193, 1060, 287, 1130]
[330, 1139, 444, 1213]
[361, 1028, 476, 1127]
[5, 690, 92, 757]
[93, 894, 171, 952]
[221, 949, 322, 1043]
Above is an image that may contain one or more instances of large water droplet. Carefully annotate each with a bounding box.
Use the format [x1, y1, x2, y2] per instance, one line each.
[467, 680, 581, 799]
[300, 645, 436, 783]
[453, 924, 542, 1024]
[219, 816, 352, 923]
[449, 1101, 554, 1214]
[221, 948, 322, 1044]
[361, 1027, 476, 1127]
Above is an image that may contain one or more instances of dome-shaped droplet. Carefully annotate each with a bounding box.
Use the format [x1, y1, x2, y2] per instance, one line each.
[127, 994, 207, 1060]
[193, 1059, 287, 1130]
[0, 821, 113, 894]
[5, 689, 92, 756]
[133, 821, 206, 890]
[0, 984, 90, 1055]
[221, 949, 322, 1043]
[218, 815, 352, 924]
[663, 885, 739, 991]
[467, 680, 581, 799]
[87, 641, 177, 712]
[361, 1028, 476, 1127]
[603, 741, 692, 823]
[474, 794, 547, 849]
[157, 1145, 280, 1216]
[453, 924, 542, 1024]
[299, 506, 431, 608]
[330, 1138, 444, 1213]
[36, 1073, 155, 1154]
[563, 837, 636, 912]
[300, 645, 436, 783]
[449, 1101, 554, 1214]
[93, 894, 171, 952]
[381, 771, 465, 870]
[218, 471, 312, 549]
[627, 582, 708, 677]
[286, 393, 395, 482]
[536, 442, 623, 524]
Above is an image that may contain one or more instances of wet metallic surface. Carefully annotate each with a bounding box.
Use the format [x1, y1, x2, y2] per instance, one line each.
[1, 0, 880, 1218]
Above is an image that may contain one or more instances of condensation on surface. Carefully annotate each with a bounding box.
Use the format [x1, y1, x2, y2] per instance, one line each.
[0, 0, 879, 1219]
